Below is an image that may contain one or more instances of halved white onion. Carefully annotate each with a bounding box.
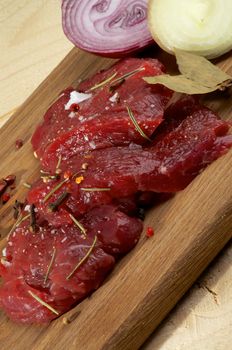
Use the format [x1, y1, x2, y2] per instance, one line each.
[148, 0, 232, 59]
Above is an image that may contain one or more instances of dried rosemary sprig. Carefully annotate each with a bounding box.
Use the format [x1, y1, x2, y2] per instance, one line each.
[21, 213, 31, 223]
[48, 191, 69, 212]
[87, 72, 117, 92]
[69, 214, 86, 236]
[43, 178, 68, 203]
[88, 67, 145, 92]
[126, 106, 151, 142]
[66, 236, 97, 280]
[28, 290, 59, 315]
[44, 247, 56, 284]
[7, 213, 30, 238]
[80, 187, 111, 192]
[109, 79, 125, 93]
[110, 67, 145, 86]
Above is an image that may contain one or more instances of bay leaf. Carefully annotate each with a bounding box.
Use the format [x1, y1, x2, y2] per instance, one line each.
[144, 50, 232, 94]
[174, 49, 232, 88]
[144, 75, 217, 95]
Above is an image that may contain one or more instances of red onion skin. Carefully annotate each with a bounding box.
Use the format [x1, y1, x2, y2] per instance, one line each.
[62, 0, 154, 58]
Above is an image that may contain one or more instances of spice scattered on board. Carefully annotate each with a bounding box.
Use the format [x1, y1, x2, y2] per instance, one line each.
[146, 227, 154, 238]
[15, 139, 23, 150]
[0, 174, 16, 203]
[2, 193, 10, 203]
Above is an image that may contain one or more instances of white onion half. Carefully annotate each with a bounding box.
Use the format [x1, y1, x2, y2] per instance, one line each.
[148, 0, 232, 59]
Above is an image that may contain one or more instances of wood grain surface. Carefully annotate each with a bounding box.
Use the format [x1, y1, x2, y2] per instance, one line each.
[0, 1, 232, 349]
[0, 47, 232, 350]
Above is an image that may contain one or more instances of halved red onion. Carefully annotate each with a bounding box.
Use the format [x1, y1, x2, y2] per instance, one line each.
[62, 0, 154, 57]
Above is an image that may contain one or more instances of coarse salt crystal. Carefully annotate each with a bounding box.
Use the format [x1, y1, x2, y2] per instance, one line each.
[89, 140, 96, 149]
[2, 248, 7, 257]
[24, 205, 31, 212]
[160, 165, 167, 174]
[109, 92, 119, 103]
[1, 259, 11, 267]
[65, 91, 92, 110]
[68, 112, 76, 118]
[61, 237, 68, 243]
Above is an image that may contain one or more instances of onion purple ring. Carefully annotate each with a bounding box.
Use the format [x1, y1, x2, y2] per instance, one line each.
[62, 0, 154, 57]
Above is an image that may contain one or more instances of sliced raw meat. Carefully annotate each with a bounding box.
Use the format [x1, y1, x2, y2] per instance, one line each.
[42, 89, 198, 170]
[27, 99, 232, 224]
[0, 205, 142, 323]
[31, 58, 172, 161]
[2, 52, 232, 326]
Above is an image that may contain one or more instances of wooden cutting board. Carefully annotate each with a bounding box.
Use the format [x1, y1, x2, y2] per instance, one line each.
[0, 47, 232, 350]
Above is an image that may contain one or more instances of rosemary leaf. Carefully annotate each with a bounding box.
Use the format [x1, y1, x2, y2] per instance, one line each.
[44, 247, 56, 284]
[69, 214, 86, 236]
[88, 72, 117, 92]
[80, 187, 111, 192]
[28, 290, 59, 315]
[66, 236, 97, 280]
[110, 67, 145, 86]
[126, 106, 151, 141]
[7, 213, 30, 238]
[43, 178, 68, 203]
[21, 213, 31, 223]
[88, 67, 145, 92]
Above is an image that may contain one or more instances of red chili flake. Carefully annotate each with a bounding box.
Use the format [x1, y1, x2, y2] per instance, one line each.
[69, 103, 80, 112]
[15, 139, 23, 150]
[2, 193, 10, 203]
[4, 174, 16, 186]
[146, 226, 154, 238]
[0, 179, 7, 196]
[75, 175, 84, 184]
[64, 171, 73, 180]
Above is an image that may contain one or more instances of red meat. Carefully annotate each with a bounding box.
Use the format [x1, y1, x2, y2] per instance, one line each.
[31, 58, 172, 161]
[26, 99, 232, 225]
[0, 205, 142, 323]
[1, 53, 232, 326]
